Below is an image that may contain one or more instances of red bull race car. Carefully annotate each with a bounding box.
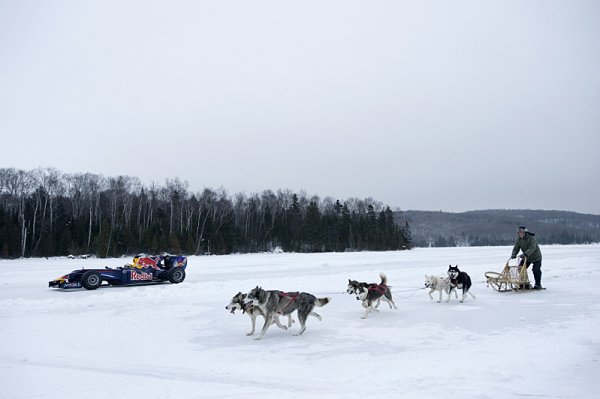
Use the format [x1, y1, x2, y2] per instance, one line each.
[48, 254, 187, 290]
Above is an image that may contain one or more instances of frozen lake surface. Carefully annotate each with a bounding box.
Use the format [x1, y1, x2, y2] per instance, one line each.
[1, 244, 599, 398]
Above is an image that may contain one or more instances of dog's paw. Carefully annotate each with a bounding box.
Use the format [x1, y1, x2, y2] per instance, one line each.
[246, 332, 254, 336]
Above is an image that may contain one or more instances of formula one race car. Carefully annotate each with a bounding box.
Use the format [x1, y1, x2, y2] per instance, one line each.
[49, 254, 187, 290]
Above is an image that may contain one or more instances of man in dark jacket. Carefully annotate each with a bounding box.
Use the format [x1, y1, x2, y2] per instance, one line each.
[511, 226, 543, 289]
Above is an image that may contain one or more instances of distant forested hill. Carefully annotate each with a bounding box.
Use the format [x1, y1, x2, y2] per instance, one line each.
[395, 209, 600, 247]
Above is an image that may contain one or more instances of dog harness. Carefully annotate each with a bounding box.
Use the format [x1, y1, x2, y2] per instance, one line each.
[368, 284, 388, 295]
[277, 291, 299, 314]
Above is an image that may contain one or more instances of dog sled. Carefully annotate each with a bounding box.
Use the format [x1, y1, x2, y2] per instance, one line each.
[485, 256, 533, 292]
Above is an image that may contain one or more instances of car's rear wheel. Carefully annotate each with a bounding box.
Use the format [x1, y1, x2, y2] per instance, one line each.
[167, 267, 185, 284]
[82, 271, 102, 290]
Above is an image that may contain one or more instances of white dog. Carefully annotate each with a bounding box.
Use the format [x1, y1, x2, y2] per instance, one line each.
[424, 275, 458, 303]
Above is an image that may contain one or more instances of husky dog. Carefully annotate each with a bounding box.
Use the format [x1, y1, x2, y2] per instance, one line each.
[347, 279, 371, 295]
[225, 292, 293, 336]
[347, 278, 383, 309]
[245, 288, 330, 340]
[354, 273, 397, 319]
[447, 265, 476, 303]
[424, 275, 457, 303]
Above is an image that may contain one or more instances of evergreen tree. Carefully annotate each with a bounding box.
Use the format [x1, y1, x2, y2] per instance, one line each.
[0, 167, 413, 257]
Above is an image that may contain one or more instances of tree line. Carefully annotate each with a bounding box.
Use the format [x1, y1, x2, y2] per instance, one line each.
[0, 167, 412, 258]
[397, 209, 600, 247]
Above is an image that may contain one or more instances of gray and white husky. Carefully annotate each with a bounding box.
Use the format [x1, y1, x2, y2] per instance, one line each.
[353, 273, 397, 319]
[225, 292, 293, 336]
[424, 275, 457, 303]
[245, 287, 330, 340]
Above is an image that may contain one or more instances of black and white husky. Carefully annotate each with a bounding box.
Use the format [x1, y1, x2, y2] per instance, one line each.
[245, 287, 330, 340]
[424, 274, 457, 303]
[346, 277, 383, 308]
[447, 265, 476, 303]
[353, 273, 397, 319]
[225, 292, 293, 336]
[347, 279, 373, 295]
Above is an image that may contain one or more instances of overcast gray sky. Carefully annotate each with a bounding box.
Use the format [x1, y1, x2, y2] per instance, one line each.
[1, 0, 599, 214]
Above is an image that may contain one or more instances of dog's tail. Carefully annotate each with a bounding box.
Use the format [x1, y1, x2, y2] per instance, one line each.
[379, 272, 388, 286]
[315, 297, 330, 307]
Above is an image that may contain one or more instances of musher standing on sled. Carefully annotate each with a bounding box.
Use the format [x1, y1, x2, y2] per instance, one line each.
[511, 226, 544, 289]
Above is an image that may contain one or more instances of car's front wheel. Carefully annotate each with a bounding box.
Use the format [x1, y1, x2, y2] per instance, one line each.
[167, 267, 186, 284]
[82, 271, 102, 290]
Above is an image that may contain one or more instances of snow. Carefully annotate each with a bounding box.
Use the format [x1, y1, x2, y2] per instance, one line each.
[1, 245, 600, 399]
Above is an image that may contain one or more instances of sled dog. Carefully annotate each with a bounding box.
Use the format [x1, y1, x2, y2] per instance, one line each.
[353, 273, 397, 319]
[226, 292, 293, 336]
[346, 278, 383, 308]
[424, 274, 457, 303]
[245, 288, 330, 340]
[347, 279, 372, 295]
[447, 265, 476, 302]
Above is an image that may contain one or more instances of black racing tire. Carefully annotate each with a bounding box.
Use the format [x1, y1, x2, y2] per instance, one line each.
[82, 271, 102, 290]
[167, 267, 186, 284]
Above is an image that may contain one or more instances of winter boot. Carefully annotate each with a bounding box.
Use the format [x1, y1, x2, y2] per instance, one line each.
[532, 267, 543, 290]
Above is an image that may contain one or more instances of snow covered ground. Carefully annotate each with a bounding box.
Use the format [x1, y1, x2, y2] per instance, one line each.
[1, 245, 599, 399]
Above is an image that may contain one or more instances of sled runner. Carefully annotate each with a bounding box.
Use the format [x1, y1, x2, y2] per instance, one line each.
[485, 256, 535, 292]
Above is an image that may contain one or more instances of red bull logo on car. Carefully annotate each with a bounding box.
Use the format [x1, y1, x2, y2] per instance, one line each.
[130, 270, 153, 281]
[137, 257, 159, 269]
